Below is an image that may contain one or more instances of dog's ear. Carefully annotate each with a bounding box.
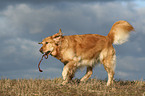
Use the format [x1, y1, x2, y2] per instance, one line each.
[38, 42, 42, 44]
[58, 29, 63, 36]
[52, 29, 63, 38]
[52, 29, 63, 43]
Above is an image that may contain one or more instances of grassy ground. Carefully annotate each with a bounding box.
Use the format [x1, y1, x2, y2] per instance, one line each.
[0, 78, 145, 96]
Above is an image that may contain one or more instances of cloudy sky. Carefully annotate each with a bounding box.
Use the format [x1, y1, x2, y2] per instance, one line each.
[0, 0, 145, 81]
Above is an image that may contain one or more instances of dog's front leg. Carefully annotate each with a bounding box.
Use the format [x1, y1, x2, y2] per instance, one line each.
[62, 61, 77, 85]
[80, 66, 93, 82]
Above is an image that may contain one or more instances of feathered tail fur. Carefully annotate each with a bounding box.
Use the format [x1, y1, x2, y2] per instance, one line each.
[108, 20, 134, 45]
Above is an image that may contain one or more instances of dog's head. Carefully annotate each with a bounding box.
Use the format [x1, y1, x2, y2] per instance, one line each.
[38, 29, 63, 56]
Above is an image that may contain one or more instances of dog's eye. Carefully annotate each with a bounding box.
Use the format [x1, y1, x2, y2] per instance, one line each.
[46, 42, 48, 44]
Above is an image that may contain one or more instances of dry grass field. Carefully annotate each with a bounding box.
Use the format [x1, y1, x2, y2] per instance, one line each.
[0, 78, 145, 96]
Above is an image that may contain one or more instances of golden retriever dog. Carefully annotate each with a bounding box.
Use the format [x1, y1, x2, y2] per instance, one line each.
[38, 20, 134, 86]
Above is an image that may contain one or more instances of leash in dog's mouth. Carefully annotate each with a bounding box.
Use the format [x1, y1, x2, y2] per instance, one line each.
[38, 51, 51, 72]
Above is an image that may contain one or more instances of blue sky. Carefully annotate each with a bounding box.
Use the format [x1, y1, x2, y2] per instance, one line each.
[134, 1, 145, 8]
[0, 0, 145, 81]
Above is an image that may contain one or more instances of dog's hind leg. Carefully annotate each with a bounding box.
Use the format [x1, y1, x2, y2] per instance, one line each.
[104, 64, 115, 86]
[100, 47, 116, 86]
[80, 66, 93, 82]
[62, 61, 77, 85]
[103, 54, 116, 86]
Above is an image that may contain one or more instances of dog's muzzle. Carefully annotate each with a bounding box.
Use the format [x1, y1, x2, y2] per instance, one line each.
[39, 48, 44, 54]
[39, 49, 51, 55]
[45, 51, 51, 55]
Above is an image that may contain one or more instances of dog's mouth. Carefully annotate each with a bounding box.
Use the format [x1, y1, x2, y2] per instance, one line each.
[44, 51, 51, 55]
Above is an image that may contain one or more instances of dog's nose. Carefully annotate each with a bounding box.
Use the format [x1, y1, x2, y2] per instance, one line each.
[39, 48, 44, 54]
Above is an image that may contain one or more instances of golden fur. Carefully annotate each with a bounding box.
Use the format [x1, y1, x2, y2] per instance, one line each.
[39, 20, 134, 86]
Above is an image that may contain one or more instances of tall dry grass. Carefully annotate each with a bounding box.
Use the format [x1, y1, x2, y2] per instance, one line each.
[0, 78, 145, 96]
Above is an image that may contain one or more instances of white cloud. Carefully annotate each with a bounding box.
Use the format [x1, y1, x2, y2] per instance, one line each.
[0, 2, 137, 36]
[1, 4, 49, 35]
[0, 2, 144, 38]
[3, 38, 40, 58]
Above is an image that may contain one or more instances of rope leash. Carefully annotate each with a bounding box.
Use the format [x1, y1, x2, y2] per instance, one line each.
[38, 52, 51, 72]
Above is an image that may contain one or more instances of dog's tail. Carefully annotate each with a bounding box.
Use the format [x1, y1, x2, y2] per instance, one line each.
[108, 20, 134, 45]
